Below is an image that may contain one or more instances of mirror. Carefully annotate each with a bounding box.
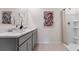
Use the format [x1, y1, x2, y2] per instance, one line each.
[0, 8, 28, 32]
[0, 8, 28, 31]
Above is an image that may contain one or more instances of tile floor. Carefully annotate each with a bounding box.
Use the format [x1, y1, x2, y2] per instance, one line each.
[34, 43, 65, 51]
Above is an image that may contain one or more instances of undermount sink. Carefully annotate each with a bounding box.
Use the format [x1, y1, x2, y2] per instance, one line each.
[7, 29, 25, 33]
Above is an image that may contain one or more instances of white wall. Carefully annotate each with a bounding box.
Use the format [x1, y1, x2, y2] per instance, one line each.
[28, 8, 63, 44]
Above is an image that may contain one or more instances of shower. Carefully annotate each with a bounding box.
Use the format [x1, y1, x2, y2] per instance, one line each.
[62, 8, 79, 51]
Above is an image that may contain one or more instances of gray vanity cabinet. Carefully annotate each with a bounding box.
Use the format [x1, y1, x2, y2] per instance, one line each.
[27, 37, 32, 51]
[19, 32, 33, 51]
[19, 41, 28, 51]
[19, 35, 33, 51]
[0, 38, 16, 51]
[0, 29, 37, 51]
[32, 30, 37, 49]
[19, 29, 37, 51]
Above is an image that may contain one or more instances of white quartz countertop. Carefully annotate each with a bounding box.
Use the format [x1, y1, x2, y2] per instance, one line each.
[0, 27, 37, 38]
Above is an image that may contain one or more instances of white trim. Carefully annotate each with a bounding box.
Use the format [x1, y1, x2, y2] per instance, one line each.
[38, 41, 61, 44]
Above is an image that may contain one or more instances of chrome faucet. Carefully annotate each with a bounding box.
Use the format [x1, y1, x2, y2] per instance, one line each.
[18, 13, 23, 29]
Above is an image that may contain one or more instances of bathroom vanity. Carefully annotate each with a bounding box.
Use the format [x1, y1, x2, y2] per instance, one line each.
[0, 28, 37, 51]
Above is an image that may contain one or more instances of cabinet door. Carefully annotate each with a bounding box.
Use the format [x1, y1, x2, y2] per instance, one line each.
[32, 30, 37, 49]
[27, 37, 32, 51]
[0, 38, 16, 51]
[19, 32, 32, 46]
[19, 41, 28, 51]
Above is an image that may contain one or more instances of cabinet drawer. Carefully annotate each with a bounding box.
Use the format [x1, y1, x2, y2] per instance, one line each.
[19, 32, 32, 45]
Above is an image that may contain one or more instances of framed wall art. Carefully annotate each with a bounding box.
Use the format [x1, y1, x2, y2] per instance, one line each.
[44, 11, 53, 26]
[2, 11, 12, 24]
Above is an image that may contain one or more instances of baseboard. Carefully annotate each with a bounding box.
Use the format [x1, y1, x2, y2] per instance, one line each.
[37, 41, 62, 44]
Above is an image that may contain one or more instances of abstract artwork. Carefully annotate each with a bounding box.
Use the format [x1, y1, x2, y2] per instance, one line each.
[44, 11, 53, 26]
[2, 11, 12, 24]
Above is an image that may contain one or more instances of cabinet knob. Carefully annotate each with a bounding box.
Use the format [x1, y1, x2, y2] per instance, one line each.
[68, 22, 70, 25]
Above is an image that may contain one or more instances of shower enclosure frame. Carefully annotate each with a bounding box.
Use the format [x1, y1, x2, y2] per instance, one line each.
[62, 8, 79, 51]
